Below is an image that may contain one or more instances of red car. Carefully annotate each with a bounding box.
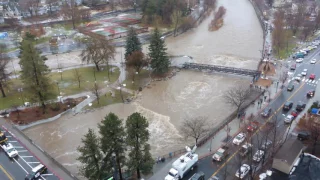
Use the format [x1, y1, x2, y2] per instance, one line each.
[291, 110, 299, 117]
[247, 121, 259, 132]
[310, 74, 316, 80]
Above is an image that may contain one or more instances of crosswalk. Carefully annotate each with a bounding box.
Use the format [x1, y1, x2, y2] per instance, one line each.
[290, 77, 320, 86]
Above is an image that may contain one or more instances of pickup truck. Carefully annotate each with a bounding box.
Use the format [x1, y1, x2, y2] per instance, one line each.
[212, 145, 229, 161]
[239, 143, 252, 157]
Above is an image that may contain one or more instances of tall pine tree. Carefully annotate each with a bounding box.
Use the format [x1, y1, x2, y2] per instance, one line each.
[77, 129, 107, 180]
[19, 33, 52, 112]
[148, 28, 170, 74]
[99, 113, 126, 180]
[125, 27, 142, 60]
[126, 112, 154, 178]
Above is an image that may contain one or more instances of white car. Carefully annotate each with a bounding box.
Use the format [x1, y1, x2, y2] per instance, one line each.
[1, 143, 18, 158]
[295, 74, 302, 81]
[301, 69, 308, 76]
[235, 164, 250, 179]
[253, 150, 265, 162]
[284, 114, 294, 124]
[311, 59, 317, 64]
[233, 133, 246, 145]
[296, 58, 304, 63]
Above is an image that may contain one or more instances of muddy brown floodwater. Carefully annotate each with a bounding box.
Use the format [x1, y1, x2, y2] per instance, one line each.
[23, 0, 263, 177]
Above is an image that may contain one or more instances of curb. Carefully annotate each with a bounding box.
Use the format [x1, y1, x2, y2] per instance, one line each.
[1, 125, 63, 180]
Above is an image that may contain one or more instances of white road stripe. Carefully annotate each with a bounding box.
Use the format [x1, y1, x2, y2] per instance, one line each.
[42, 174, 53, 176]
[316, 81, 318, 84]
[17, 150, 27, 152]
[20, 156, 33, 158]
[13, 158, 28, 173]
[26, 162, 40, 164]
[8, 141, 17, 143]
[312, 80, 316, 83]
[6, 136, 12, 137]
[302, 79, 305, 82]
[14, 146, 24, 148]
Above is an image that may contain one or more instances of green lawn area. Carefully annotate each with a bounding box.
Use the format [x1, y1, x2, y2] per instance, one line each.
[122, 69, 151, 90]
[87, 90, 130, 109]
[0, 66, 120, 110]
[273, 30, 298, 59]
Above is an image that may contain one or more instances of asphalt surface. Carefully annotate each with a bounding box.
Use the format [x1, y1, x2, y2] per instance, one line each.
[176, 45, 320, 180]
[0, 126, 60, 180]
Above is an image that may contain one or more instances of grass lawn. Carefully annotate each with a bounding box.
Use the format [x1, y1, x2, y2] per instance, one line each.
[122, 69, 151, 90]
[0, 66, 120, 110]
[50, 66, 120, 96]
[274, 30, 298, 59]
[87, 90, 130, 109]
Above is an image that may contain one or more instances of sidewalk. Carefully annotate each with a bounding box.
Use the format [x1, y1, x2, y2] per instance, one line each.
[146, 85, 282, 179]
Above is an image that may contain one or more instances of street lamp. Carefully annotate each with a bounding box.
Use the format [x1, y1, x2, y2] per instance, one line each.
[56, 82, 62, 103]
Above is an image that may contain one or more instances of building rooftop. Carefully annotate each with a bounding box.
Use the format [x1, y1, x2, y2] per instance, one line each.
[274, 138, 304, 165]
[289, 153, 320, 180]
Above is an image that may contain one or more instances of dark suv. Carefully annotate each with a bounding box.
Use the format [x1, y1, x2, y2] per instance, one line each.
[190, 171, 205, 180]
[25, 164, 47, 180]
[297, 132, 310, 141]
[283, 101, 293, 111]
[296, 101, 306, 111]
[307, 89, 316, 98]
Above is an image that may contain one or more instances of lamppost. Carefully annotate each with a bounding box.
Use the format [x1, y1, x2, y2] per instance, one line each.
[56, 82, 62, 102]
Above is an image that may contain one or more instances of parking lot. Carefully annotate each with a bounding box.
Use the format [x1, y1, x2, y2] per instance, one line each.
[0, 126, 60, 180]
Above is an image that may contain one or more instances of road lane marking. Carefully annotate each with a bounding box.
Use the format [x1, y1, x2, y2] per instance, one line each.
[0, 164, 14, 180]
[13, 158, 28, 173]
[20, 156, 33, 158]
[210, 82, 305, 178]
[14, 146, 24, 148]
[8, 141, 17, 143]
[26, 162, 40, 164]
[17, 150, 27, 152]
[42, 174, 54, 176]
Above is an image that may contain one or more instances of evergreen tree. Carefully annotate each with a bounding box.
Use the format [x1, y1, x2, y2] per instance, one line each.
[148, 28, 170, 74]
[99, 113, 126, 180]
[77, 129, 107, 180]
[126, 112, 154, 178]
[125, 28, 142, 60]
[19, 33, 52, 112]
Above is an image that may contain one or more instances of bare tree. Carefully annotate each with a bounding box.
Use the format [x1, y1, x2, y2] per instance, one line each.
[46, 0, 59, 15]
[286, 3, 306, 36]
[0, 44, 11, 98]
[297, 115, 320, 155]
[171, 10, 183, 36]
[180, 116, 209, 144]
[60, 0, 86, 29]
[126, 51, 148, 82]
[301, 22, 313, 41]
[223, 86, 251, 124]
[73, 69, 83, 88]
[92, 83, 101, 105]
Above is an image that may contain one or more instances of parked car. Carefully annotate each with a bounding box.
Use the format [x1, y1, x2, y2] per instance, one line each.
[247, 121, 259, 132]
[253, 150, 265, 162]
[283, 101, 293, 111]
[261, 140, 273, 150]
[261, 107, 272, 117]
[235, 164, 250, 179]
[189, 171, 205, 180]
[296, 101, 306, 111]
[310, 74, 316, 80]
[284, 114, 295, 124]
[25, 164, 48, 180]
[296, 58, 304, 63]
[311, 59, 317, 64]
[212, 146, 229, 161]
[301, 69, 308, 76]
[297, 132, 310, 141]
[291, 110, 299, 117]
[293, 52, 305, 59]
[0, 143, 18, 158]
[307, 89, 316, 97]
[233, 133, 246, 145]
[290, 64, 297, 70]
[287, 84, 294, 91]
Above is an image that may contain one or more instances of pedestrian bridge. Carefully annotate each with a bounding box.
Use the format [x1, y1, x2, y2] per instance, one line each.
[182, 63, 261, 77]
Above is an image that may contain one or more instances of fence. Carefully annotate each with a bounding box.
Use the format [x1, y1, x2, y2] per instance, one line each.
[158, 89, 264, 160]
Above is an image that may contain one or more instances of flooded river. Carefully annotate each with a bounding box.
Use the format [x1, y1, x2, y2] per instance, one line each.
[23, 0, 263, 177]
